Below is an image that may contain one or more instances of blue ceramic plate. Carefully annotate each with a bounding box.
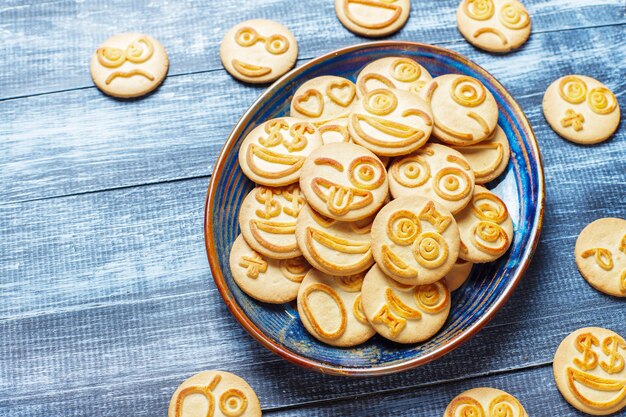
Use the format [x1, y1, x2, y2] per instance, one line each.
[205, 42, 544, 376]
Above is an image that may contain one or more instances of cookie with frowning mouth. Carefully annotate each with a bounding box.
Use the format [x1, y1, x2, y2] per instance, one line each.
[335, 0, 411, 38]
[356, 56, 432, 98]
[443, 387, 528, 417]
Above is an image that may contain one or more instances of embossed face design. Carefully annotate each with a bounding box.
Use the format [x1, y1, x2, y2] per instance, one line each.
[336, 0, 411, 37]
[291, 76, 357, 123]
[356, 57, 433, 97]
[451, 125, 510, 185]
[445, 387, 528, 417]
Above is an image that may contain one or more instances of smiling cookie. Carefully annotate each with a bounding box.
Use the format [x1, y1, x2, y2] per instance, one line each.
[450, 125, 510, 184]
[335, 0, 411, 37]
[356, 57, 432, 97]
[290, 76, 357, 124]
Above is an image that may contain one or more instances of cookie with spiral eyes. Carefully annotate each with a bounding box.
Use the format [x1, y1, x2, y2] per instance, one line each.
[455, 185, 514, 263]
[168, 370, 261, 417]
[456, 0, 532, 53]
[299, 142, 389, 222]
[450, 125, 510, 184]
[389, 143, 475, 215]
[361, 264, 450, 343]
[371, 196, 461, 285]
[335, 0, 411, 38]
[290, 76, 357, 124]
[574, 218, 626, 298]
[239, 184, 307, 259]
[229, 235, 310, 303]
[421, 74, 498, 145]
[220, 19, 298, 84]
[297, 269, 376, 347]
[543, 75, 620, 144]
[238, 117, 323, 187]
[444, 258, 474, 291]
[356, 57, 433, 98]
[348, 88, 434, 156]
[444, 387, 528, 417]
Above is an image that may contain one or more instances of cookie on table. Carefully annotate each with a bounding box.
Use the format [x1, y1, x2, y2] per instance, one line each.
[455, 185, 514, 263]
[543, 75, 620, 144]
[389, 143, 475, 215]
[444, 258, 474, 291]
[371, 196, 460, 285]
[335, 0, 410, 38]
[356, 57, 432, 97]
[290, 76, 357, 124]
[299, 142, 388, 221]
[297, 269, 376, 347]
[421, 74, 498, 145]
[361, 265, 451, 344]
[90, 33, 169, 98]
[238, 117, 322, 187]
[450, 125, 510, 184]
[444, 387, 528, 417]
[456, 0, 532, 53]
[348, 88, 433, 156]
[553, 327, 626, 415]
[168, 370, 261, 417]
[239, 184, 307, 259]
[574, 218, 626, 297]
[220, 19, 298, 84]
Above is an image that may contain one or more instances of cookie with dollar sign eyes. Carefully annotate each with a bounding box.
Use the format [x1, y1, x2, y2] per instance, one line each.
[443, 387, 528, 417]
[335, 0, 411, 38]
[290, 76, 357, 124]
[356, 57, 433, 98]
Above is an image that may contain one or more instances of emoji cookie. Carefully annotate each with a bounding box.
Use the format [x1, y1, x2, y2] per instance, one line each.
[444, 387, 528, 417]
[451, 125, 510, 184]
[335, 0, 411, 38]
[553, 327, 626, 415]
[290, 76, 357, 124]
[389, 143, 476, 214]
[456, 0, 532, 53]
[543, 75, 620, 144]
[229, 235, 309, 303]
[299, 142, 388, 221]
[455, 185, 514, 263]
[239, 117, 323, 187]
[90, 33, 169, 98]
[297, 269, 376, 347]
[371, 196, 461, 285]
[574, 218, 626, 297]
[444, 259, 474, 291]
[168, 370, 261, 417]
[318, 118, 390, 167]
[355, 57, 432, 97]
[296, 205, 374, 276]
[220, 19, 298, 84]
[348, 88, 434, 156]
[361, 265, 450, 343]
[422, 74, 498, 145]
[239, 184, 307, 259]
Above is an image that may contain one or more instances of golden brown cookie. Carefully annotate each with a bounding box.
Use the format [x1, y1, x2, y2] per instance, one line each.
[450, 125, 510, 184]
[443, 387, 528, 417]
[335, 0, 411, 38]
[543, 75, 620, 144]
[574, 218, 626, 297]
[168, 370, 262, 417]
[290, 76, 357, 124]
[444, 259, 474, 291]
[220, 19, 298, 84]
[356, 57, 432, 97]
[318, 118, 391, 167]
[553, 327, 626, 415]
[297, 269, 376, 347]
[361, 265, 450, 343]
[238, 117, 323, 187]
[90, 33, 169, 98]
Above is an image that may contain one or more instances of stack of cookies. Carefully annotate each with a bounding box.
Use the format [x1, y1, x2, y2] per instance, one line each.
[230, 56, 514, 347]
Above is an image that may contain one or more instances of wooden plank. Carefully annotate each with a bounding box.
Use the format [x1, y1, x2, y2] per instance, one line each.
[0, 0, 623, 99]
[1, 24, 625, 204]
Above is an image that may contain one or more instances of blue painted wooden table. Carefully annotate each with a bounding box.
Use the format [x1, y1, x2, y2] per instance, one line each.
[0, 1, 624, 415]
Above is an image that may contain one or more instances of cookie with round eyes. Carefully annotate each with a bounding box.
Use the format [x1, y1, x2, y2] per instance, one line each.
[421, 74, 499, 145]
[238, 117, 323, 187]
[220, 19, 298, 84]
[450, 125, 510, 184]
[335, 0, 411, 38]
[553, 327, 626, 416]
[575, 218, 626, 298]
[356, 57, 433, 98]
[455, 185, 514, 263]
[389, 143, 476, 215]
[361, 265, 450, 343]
[168, 370, 261, 417]
[444, 387, 528, 417]
[543, 75, 620, 144]
[348, 88, 434, 156]
[456, 0, 532, 53]
[299, 142, 388, 221]
[90, 33, 169, 98]
[290, 76, 357, 124]
[239, 184, 307, 259]
[444, 258, 474, 291]
[297, 269, 376, 347]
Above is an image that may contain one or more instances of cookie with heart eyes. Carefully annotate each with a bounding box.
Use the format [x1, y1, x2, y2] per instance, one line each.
[290, 76, 357, 124]
[356, 57, 432, 98]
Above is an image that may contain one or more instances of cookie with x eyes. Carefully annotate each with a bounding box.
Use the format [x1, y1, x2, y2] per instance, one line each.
[421, 74, 499, 145]
[220, 19, 298, 84]
[169, 370, 261, 417]
[290, 76, 357, 124]
[450, 125, 510, 184]
[444, 387, 528, 417]
[348, 88, 434, 156]
[356, 57, 433, 98]
[335, 0, 411, 38]
[444, 258, 474, 291]
[389, 143, 476, 215]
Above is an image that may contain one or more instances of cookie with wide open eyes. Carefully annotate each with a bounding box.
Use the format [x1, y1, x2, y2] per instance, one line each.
[444, 387, 528, 417]
[290, 76, 357, 124]
[335, 0, 411, 38]
[356, 57, 432, 98]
